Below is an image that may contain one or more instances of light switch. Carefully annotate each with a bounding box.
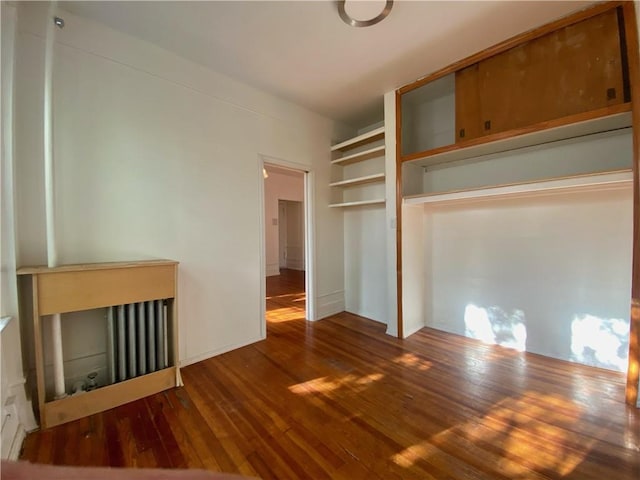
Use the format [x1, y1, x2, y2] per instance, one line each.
[272, 218, 278, 226]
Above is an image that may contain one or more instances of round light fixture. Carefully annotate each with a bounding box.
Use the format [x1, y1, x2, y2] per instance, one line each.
[338, 0, 393, 28]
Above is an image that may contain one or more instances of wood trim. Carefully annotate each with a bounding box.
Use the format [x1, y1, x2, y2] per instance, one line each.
[399, 1, 624, 95]
[395, 89, 403, 339]
[17, 259, 178, 275]
[622, 0, 640, 407]
[36, 264, 176, 315]
[400, 103, 632, 165]
[42, 367, 178, 429]
[31, 276, 46, 422]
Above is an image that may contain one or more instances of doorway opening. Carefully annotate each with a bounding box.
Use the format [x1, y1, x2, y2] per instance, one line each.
[261, 161, 312, 336]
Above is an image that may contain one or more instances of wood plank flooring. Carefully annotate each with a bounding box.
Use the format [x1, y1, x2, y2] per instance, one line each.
[20, 269, 640, 479]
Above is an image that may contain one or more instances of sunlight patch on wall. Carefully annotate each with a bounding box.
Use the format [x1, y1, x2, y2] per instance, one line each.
[570, 314, 628, 372]
[464, 304, 527, 351]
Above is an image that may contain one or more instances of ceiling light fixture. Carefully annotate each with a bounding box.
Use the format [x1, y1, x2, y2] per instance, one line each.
[338, 0, 393, 28]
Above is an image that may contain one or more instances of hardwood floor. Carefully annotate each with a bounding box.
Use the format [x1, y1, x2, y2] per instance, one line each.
[20, 269, 640, 479]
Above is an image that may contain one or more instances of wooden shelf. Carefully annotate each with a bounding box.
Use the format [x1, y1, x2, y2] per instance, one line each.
[331, 126, 385, 152]
[329, 198, 386, 208]
[331, 145, 385, 166]
[402, 106, 632, 168]
[17, 259, 177, 275]
[330, 173, 385, 188]
[404, 170, 633, 206]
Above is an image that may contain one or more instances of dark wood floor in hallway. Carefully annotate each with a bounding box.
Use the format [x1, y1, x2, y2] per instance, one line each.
[20, 269, 640, 479]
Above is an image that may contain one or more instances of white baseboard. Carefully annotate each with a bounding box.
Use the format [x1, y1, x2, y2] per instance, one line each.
[315, 290, 345, 320]
[179, 334, 264, 368]
[402, 322, 425, 339]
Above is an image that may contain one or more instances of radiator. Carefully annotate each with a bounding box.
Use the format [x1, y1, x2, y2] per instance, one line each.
[106, 300, 169, 384]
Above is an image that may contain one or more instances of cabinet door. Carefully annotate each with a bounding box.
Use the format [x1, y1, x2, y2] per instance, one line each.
[455, 63, 482, 142]
[478, 8, 624, 136]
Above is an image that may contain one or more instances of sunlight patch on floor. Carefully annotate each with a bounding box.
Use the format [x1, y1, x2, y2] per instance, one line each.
[391, 392, 593, 477]
[571, 314, 628, 372]
[393, 353, 433, 371]
[266, 306, 305, 323]
[464, 304, 527, 351]
[289, 373, 384, 396]
[266, 293, 305, 302]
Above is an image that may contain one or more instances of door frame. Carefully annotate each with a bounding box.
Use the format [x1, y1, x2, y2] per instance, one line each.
[258, 155, 315, 338]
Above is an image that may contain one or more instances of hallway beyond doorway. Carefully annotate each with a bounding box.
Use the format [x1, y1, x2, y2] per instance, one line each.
[266, 269, 305, 324]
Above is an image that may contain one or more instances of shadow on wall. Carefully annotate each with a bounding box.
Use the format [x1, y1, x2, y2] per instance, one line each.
[464, 304, 527, 352]
[571, 314, 628, 372]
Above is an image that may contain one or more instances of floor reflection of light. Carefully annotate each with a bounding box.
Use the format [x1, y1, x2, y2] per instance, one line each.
[393, 353, 433, 371]
[464, 304, 527, 352]
[289, 372, 385, 396]
[266, 306, 305, 323]
[571, 314, 628, 372]
[391, 392, 593, 476]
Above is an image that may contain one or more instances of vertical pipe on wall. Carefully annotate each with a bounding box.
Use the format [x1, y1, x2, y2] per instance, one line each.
[43, 2, 66, 399]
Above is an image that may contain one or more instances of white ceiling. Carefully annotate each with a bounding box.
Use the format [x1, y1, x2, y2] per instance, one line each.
[59, 0, 595, 127]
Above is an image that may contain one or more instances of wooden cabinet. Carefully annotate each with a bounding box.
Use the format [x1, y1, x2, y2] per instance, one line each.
[18, 260, 180, 429]
[455, 63, 481, 142]
[398, 4, 630, 161]
[483, 9, 624, 136]
[394, 0, 640, 407]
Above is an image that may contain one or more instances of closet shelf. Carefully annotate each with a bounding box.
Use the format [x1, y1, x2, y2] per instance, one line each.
[403, 170, 633, 206]
[331, 145, 385, 166]
[330, 173, 385, 188]
[331, 126, 385, 152]
[329, 198, 386, 208]
[402, 108, 632, 169]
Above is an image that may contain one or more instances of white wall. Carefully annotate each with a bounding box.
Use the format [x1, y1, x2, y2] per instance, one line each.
[421, 185, 633, 371]
[12, 2, 347, 400]
[264, 169, 304, 276]
[0, 2, 37, 458]
[423, 129, 633, 195]
[344, 206, 387, 323]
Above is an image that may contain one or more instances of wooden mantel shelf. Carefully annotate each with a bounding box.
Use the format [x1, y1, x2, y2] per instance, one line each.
[17, 259, 178, 275]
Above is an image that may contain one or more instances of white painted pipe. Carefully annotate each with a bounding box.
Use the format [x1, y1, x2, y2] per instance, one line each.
[43, 2, 66, 399]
